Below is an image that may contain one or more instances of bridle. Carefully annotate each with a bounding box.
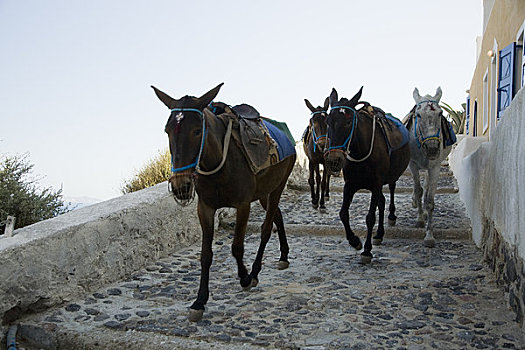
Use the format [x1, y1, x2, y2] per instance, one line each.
[413, 100, 442, 149]
[169, 108, 233, 176]
[325, 105, 377, 163]
[309, 111, 327, 152]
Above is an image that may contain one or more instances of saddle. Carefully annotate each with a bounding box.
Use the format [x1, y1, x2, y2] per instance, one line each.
[358, 104, 409, 154]
[213, 103, 280, 174]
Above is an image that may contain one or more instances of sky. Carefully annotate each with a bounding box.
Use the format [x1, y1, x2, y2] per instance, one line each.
[0, 0, 482, 201]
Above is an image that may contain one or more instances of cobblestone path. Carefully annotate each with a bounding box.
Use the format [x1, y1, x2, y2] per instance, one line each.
[15, 167, 525, 349]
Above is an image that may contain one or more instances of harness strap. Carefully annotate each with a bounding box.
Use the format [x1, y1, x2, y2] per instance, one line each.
[197, 119, 233, 176]
[347, 115, 377, 163]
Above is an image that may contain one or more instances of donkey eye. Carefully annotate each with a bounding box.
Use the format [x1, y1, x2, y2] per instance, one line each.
[193, 129, 202, 136]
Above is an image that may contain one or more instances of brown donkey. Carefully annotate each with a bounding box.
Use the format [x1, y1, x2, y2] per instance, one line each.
[152, 83, 296, 321]
[325, 87, 410, 264]
[303, 97, 331, 211]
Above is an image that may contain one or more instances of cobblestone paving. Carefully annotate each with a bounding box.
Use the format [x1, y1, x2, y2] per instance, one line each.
[16, 169, 525, 349]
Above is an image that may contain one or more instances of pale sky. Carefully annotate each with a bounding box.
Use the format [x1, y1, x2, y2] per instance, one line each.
[0, 0, 482, 201]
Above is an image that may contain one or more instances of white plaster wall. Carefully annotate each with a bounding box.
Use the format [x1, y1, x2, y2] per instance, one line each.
[450, 87, 525, 260]
[0, 182, 202, 324]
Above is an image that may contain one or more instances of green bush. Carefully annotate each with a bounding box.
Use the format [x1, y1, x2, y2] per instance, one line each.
[121, 149, 171, 194]
[441, 102, 466, 134]
[0, 154, 69, 231]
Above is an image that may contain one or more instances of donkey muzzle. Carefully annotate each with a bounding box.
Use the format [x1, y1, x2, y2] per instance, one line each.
[169, 172, 196, 205]
[421, 140, 440, 160]
[324, 150, 345, 174]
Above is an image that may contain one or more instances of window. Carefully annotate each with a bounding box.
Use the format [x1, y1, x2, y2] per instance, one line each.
[473, 100, 478, 137]
[483, 70, 489, 133]
[517, 20, 525, 88]
[466, 96, 470, 135]
[498, 42, 517, 120]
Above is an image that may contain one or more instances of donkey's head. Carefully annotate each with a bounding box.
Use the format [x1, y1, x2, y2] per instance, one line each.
[305, 97, 330, 152]
[412, 87, 443, 160]
[152, 83, 223, 204]
[324, 87, 363, 173]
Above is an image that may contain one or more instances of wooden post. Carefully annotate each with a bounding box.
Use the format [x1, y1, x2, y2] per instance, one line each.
[4, 216, 16, 237]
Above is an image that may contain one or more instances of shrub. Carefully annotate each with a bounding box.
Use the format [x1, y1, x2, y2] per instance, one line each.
[0, 153, 69, 231]
[441, 102, 466, 134]
[121, 149, 171, 194]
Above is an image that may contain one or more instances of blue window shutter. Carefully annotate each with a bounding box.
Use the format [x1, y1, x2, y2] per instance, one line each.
[466, 96, 470, 135]
[497, 42, 517, 120]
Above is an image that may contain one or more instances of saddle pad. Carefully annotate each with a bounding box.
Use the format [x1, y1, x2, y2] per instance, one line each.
[441, 115, 457, 147]
[382, 113, 409, 152]
[262, 120, 296, 161]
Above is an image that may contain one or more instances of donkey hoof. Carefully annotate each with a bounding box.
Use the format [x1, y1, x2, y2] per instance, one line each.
[312, 203, 319, 209]
[188, 309, 204, 322]
[319, 206, 327, 214]
[373, 238, 383, 246]
[277, 260, 290, 270]
[360, 254, 372, 265]
[348, 236, 362, 250]
[424, 238, 435, 248]
[242, 277, 258, 291]
[388, 219, 396, 227]
[415, 220, 425, 228]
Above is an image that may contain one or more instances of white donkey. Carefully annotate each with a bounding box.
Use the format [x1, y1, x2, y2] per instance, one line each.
[405, 87, 455, 247]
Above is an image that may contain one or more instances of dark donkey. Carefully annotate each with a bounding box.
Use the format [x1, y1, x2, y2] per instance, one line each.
[303, 97, 331, 211]
[325, 87, 410, 264]
[152, 83, 296, 321]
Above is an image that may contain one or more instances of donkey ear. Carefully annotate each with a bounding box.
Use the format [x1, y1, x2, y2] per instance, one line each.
[323, 97, 330, 110]
[348, 86, 363, 107]
[413, 87, 422, 103]
[329, 88, 338, 107]
[197, 83, 224, 109]
[434, 86, 442, 102]
[304, 99, 316, 112]
[151, 85, 178, 109]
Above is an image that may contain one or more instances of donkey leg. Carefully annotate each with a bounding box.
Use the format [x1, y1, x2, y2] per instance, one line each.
[231, 203, 254, 290]
[423, 167, 439, 248]
[325, 172, 331, 201]
[387, 183, 397, 226]
[340, 183, 361, 250]
[362, 189, 379, 264]
[308, 161, 318, 209]
[315, 165, 323, 209]
[409, 162, 424, 228]
[250, 190, 283, 284]
[189, 201, 216, 322]
[373, 190, 386, 245]
[319, 166, 328, 211]
[260, 198, 290, 270]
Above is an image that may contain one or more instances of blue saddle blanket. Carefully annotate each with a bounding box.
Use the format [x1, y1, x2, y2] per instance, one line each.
[384, 113, 409, 152]
[263, 120, 296, 160]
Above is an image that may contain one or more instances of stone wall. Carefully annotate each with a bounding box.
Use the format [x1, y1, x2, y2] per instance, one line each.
[0, 182, 202, 326]
[450, 87, 525, 325]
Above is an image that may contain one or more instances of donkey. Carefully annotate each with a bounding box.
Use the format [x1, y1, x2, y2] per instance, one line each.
[325, 87, 410, 264]
[404, 87, 455, 247]
[152, 83, 296, 321]
[303, 97, 331, 211]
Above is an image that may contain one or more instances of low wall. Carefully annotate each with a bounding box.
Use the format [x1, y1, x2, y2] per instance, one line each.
[0, 182, 202, 326]
[450, 87, 525, 324]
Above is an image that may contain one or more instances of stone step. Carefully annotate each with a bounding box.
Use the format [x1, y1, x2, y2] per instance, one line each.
[287, 183, 458, 194]
[228, 222, 472, 241]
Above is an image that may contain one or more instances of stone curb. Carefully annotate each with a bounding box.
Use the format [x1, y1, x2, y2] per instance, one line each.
[222, 221, 472, 240]
[287, 183, 459, 194]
